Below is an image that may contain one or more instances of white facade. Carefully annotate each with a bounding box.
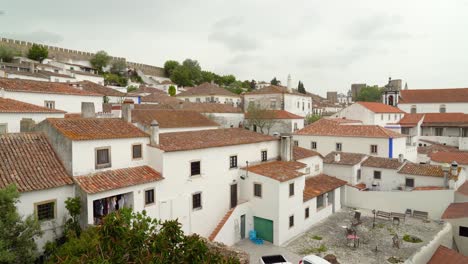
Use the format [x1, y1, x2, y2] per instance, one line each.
[0, 70, 48, 82]
[71, 72, 104, 85]
[243, 93, 313, 117]
[324, 163, 362, 185]
[0, 112, 65, 133]
[178, 95, 241, 107]
[398, 102, 468, 114]
[202, 113, 244, 128]
[3, 90, 104, 113]
[283, 93, 313, 117]
[333, 103, 404, 126]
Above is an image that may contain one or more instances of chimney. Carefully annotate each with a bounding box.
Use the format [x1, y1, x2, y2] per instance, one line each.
[398, 154, 404, 163]
[280, 135, 293, 161]
[450, 161, 459, 176]
[121, 103, 133, 123]
[287, 74, 292, 92]
[150, 120, 159, 145]
[81, 102, 95, 118]
[334, 153, 341, 162]
[20, 118, 36, 132]
[29, 62, 35, 73]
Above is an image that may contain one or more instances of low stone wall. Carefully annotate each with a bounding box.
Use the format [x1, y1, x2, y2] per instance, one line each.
[404, 223, 453, 264]
[203, 238, 249, 264]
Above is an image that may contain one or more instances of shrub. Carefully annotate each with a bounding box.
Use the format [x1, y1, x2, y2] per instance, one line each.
[403, 234, 422, 243]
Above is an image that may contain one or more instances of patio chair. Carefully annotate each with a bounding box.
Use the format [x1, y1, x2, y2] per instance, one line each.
[249, 230, 264, 245]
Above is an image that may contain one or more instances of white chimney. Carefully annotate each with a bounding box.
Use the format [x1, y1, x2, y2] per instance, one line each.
[81, 102, 95, 118]
[280, 135, 293, 162]
[121, 102, 134, 123]
[451, 161, 459, 176]
[334, 153, 341, 162]
[398, 154, 404, 163]
[150, 120, 159, 145]
[287, 74, 292, 92]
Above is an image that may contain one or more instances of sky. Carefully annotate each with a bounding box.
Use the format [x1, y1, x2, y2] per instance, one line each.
[1, 0, 468, 96]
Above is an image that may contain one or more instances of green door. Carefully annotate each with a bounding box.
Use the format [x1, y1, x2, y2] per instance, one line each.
[254, 216, 273, 243]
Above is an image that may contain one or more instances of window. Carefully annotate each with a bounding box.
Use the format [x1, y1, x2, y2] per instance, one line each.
[463, 128, 468, 138]
[270, 100, 276, 109]
[294, 123, 298, 131]
[192, 192, 202, 210]
[388, 115, 390, 121]
[439, 104, 446, 113]
[254, 183, 262, 197]
[336, 143, 342, 152]
[132, 144, 142, 159]
[435, 128, 443, 136]
[370, 145, 378, 154]
[357, 169, 361, 181]
[302, 102, 305, 111]
[95, 147, 111, 169]
[381, 114, 383, 120]
[261, 150, 267, 162]
[294, 140, 299, 147]
[297, 102, 300, 108]
[306, 167, 311, 174]
[229, 155, 238, 169]
[0, 123, 7, 134]
[327, 192, 333, 204]
[311, 141, 317, 150]
[317, 194, 324, 209]
[401, 127, 410, 135]
[44, 100, 55, 109]
[185, 98, 189, 102]
[145, 189, 155, 205]
[289, 215, 294, 228]
[36, 200, 55, 221]
[315, 164, 320, 171]
[196, 98, 201, 102]
[373, 171, 381, 180]
[289, 182, 295, 197]
[205, 97, 210, 102]
[459, 226, 468, 237]
[191, 161, 201, 176]
[410, 105, 416, 114]
[405, 178, 415, 188]
[305, 207, 310, 219]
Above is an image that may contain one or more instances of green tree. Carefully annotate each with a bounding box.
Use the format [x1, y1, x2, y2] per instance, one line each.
[245, 104, 278, 134]
[168, 85, 176, 96]
[48, 209, 239, 263]
[90, 50, 111, 73]
[104, 73, 128, 87]
[110, 60, 127, 75]
[297, 81, 306, 94]
[250, 79, 257, 89]
[164, 60, 180, 76]
[0, 45, 20, 62]
[0, 185, 42, 264]
[201, 70, 215, 83]
[270, 77, 280, 85]
[221, 75, 236, 86]
[26, 44, 48, 62]
[305, 114, 322, 124]
[170, 65, 193, 86]
[127, 85, 138, 93]
[356, 85, 383, 102]
[182, 58, 202, 85]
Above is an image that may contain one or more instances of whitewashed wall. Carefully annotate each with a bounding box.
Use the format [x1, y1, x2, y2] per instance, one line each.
[398, 102, 468, 114]
[0, 112, 64, 133]
[406, 223, 453, 264]
[324, 163, 360, 185]
[178, 95, 241, 106]
[445, 218, 468, 256]
[283, 94, 312, 117]
[213, 202, 253, 246]
[202, 113, 244, 128]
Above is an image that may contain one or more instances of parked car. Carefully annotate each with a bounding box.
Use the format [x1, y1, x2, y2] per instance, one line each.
[259, 254, 292, 264]
[299, 255, 331, 264]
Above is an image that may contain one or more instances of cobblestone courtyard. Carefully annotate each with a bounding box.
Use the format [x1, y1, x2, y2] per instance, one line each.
[286, 208, 444, 264]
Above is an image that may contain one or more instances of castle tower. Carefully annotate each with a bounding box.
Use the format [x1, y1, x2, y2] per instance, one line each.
[382, 77, 400, 106]
[287, 74, 292, 92]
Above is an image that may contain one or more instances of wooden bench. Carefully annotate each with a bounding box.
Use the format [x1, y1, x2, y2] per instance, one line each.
[413, 210, 429, 220]
[391, 212, 406, 222]
[376, 210, 391, 220]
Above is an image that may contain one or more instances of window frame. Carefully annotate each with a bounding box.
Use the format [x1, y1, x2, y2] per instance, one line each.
[35, 199, 56, 221]
[405, 178, 415, 188]
[192, 192, 202, 211]
[305, 207, 310, 219]
[435, 128, 443, 136]
[459, 226, 468, 237]
[289, 182, 295, 197]
[293, 140, 299, 147]
[132, 143, 143, 160]
[229, 155, 238, 169]
[44, 100, 55, 109]
[144, 188, 155, 206]
[370, 144, 378, 154]
[316, 194, 324, 209]
[336, 143, 342, 152]
[0, 123, 8, 134]
[95, 146, 111, 169]
[254, 182, 262, 198]
[289, 214, 294, 228]
[373, 170, 382, 180]
[261, 150, 268, 162]
[311, 141, 317, 150]
[190, 160, 201, 177]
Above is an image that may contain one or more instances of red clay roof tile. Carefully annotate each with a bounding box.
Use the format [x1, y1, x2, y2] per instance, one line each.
[245, 161, 306, 182]
[398, 163, 444, 177]
[0, 77, 102, 96]
[430, 151, 468, 165]
[132, 109, 219, 128]
[78, 80, 127, 97]
[457, 181, 468, 196]
[177, 82, 239, 97]
[357, 102, 405, 113]
[0, 97, 65, 113]
[323, 152, 367, 165]
[400, 88, 468, 104]
[427, 245, 468, 264]
[362, 156, 404, 169]
[293, 146, 322, 160]
[303, 174, 347, 201]
[441, 202, 468, 219]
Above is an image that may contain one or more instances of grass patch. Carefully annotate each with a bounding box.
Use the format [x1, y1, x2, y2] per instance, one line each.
[403, 234, 422, 243]
[311, 235, 323, 240]
[299, 244, 328, 255]
[387, 227, 396, 235]
[387, 256, 404, 263]
[376, 223, 385, 228]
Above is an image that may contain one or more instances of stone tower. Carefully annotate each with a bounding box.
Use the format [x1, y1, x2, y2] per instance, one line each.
[382, 77, 400, 106]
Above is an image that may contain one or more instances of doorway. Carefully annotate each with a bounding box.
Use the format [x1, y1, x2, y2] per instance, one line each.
[230, 184, 238, 209]
[240, 214, 246, 239]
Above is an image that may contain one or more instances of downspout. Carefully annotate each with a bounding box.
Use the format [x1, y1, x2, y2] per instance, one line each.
[388, 138, 393, 158]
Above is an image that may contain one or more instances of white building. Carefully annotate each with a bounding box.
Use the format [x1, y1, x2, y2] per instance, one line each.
[293, 118, 416, 162]
[245, 110, 305, 135]
[0, 97, 65, 133]
[71, 71, 104, 85]
[78, 80, 138, 104]
[441, 202, 468, 256]
[0, 78, 104, 113]
[323, 152, 368, 186]
[397, 88, 468, 114]
[332, 101, 405, 127]
[176, 82, 241, 106]
[0, 133, 74, 252]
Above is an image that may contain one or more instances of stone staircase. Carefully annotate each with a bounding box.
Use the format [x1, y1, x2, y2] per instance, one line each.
[208, 207, 236, 241]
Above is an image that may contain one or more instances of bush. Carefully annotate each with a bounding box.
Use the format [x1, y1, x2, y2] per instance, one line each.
[0, 45, 20, 62]
[311, 235, 323, 240]
[27, 44, 48, 62]
[402, 234, 422, 243]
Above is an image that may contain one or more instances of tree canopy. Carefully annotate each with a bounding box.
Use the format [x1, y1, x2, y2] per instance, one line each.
[297, 81, 306, 94]
[0, 185, 42, 264]
[270, 77, 280, 85]
[305, 114, 322, 124]
[164, 60, 180, 76]
[0, 45, 20, 62]
[90, 50, 111, 73]
[168, 85, 176, 96]
[110, 60, 127, 74]
[356, 85, 383, 102]
[26, 44, 48, 62]
[245, 104, 278, 134]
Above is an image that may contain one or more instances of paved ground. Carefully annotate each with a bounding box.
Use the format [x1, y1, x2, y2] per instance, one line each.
[234, 239, 302, 264]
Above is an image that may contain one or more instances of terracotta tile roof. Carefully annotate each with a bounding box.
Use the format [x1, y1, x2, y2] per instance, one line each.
[0, 133, 73, 192]
[178, 102, 243, 113]
[158, 128, 278, 152]
[353, 183, 367, 190]
[295, 118, 405, 138]
[37, 70, 74, 79]
[398, 114, 424, 127]
[421, 113, 468, 127]
[412, 186, 446, 191]
[129, 85, 165, 95]
[400, 88, 468, 104]
[418, 143, 459, 155]
[323, 152, 367, 165]
[245, 161, 306, 182]
[0, 77, 102, 96]
[293, 146, 322, 160]
[326, 118, 362, 124]
[141, 93, 183, 104]
[430, 151, 468, 165]
[441, 202, 468, 219]
[362, 156, 404, 169]
[245, 110, 303, 119]
[303, 174, 347, 201]
[74, 166, 163, 194]
[427, 245, 468, 264]
[177, 82, 239, 97]
[1, 69, 49, 79]
[133, 104, 175, 110]
[457, 181, 468, 196]
[132, 109, 219, 128]
[246, 85, 310, 97]
[0, 97, 66, 113]
[70, 70, 101, 77]
[78, 80, 127, 97]
[42, 118, 148, 140]
[357, 102, 405, 113]
[398, 163, 444, 177]
[64, 113, 82, 118]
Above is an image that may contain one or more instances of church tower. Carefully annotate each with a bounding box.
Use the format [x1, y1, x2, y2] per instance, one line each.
[382, 77, 400, 106]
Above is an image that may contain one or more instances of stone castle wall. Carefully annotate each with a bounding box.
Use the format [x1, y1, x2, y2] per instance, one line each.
[0, 37, 165, 77]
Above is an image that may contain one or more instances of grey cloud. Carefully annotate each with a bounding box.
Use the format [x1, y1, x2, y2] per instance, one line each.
[209, 16, 259, 52]
[348, 15, 411, 41]
[0, 10, 4, 15]
[298, 45, 376, 70]
[1, 30, 64, 44]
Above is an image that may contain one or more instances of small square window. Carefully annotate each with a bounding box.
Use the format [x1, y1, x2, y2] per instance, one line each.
[305, 207, 310, 219]
[336, 143, 342, 152]
[459, 226, 468, 237]
[36, 201, 55, 221]
[44, 100, 55, 109]
[405, 178, 414, 188]
[0, 123, 7, 134]
[370, 145, 378, 154]
[229, 155, 238, 169]
[293, 140, 299, 147]
[192, 192, 202, 210]
[132, 144, 142, 159]
[289, 182, 295, 197]
[289, 215, 294, 228]
[145, 189, 155, 205]
[317, 194, 324, 209]
[357, 169, 361, 181]
[374, 171, 381, 180]
[95, 148, 111, 169]
[261, 150, 267, 162]
[254, 183, 262, 198]
[311, 141, 317, 150]
[191, 161, 201, 176]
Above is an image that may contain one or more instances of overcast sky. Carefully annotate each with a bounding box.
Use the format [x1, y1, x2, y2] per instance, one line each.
[1, 0, 468, 96]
